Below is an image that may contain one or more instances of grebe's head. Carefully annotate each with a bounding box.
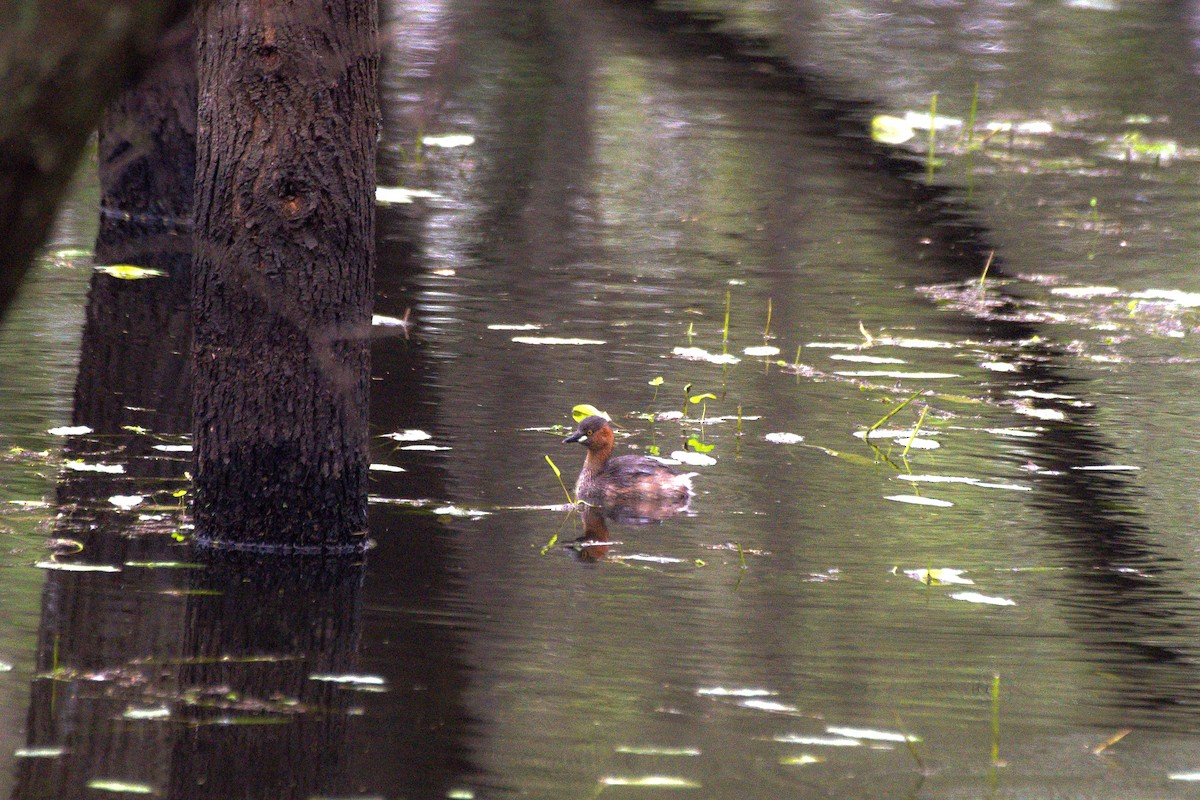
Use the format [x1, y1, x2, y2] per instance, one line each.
[563, 415, 615, 450]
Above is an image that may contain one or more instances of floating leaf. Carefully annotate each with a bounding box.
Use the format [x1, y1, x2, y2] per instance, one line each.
[871, 115, 915, 144]
[35, 561, 121, 573]
[371, 314, 409, 327]
[903, 568, 973, 585]
[671, 346, 740, 365]
[765, 432, 804, 444]
[670, 450, 716, 466]
[885, 495, 953, 508]
[696, 687, 776, 697]
[64, 460, 124, 474]
[572, 404, 609, 422]
[773, 734, 861, 746]
[381, 429, 431, 442]
[826, 725, 919, 743]
[615, 746, 701, 756]
[108, 495, 144, 510]
[903, 110, 963, 131]
[94, 265, 165, 280]
[422, 133, 475, 148]
[600, 776, 701, 789]
[86, 779, 155, 794]
[512, 336, 605, 345]
[779, 754, 824, 765]
[375, 186, 440, 204]
[47, 425, 92, 436]
[686, 437, 715, 453]
[648, 376, 665, 386]
[828, 354, 905, 364]
[743, 345, 780, 357]
[688, 392, 717, 404]
[950, 591, 1016, 606]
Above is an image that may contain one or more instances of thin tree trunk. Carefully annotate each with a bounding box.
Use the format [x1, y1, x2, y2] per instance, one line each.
[192, 0, 378, 551]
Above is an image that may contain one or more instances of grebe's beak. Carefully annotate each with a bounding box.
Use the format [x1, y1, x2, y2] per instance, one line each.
[564, 430, 587, 444]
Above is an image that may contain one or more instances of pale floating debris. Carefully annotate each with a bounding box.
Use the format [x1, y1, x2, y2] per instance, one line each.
[980, 361, 1019, 373]
[375, 186, 440, 204]
[487, 323, 542, 330]
[401, 444, 451, 451]
[369, 463, 405, 473]
[47, 425, 92, 436]
[9, 500, 49, 508]
[780, 754, 824, 766]
[885, 495, 954, 508]
[447, 790, 475, 800]
[1009, 389, 1075, 400]
[310, 673, 387, 686]
[986, 427, 1039, 438]
[1013, 405, 1065, 421]
[94, 264, 165, 280]
[1050, 286, 1119, 298]
[697, 414, 760, 425]
[834, 370, 959, 379]
[875, 337, 955, 349]
[0, 661, 11, 671]
[696, 687, 776, 697]
[35, 561, 121, 573]
[617, 554, 686, 564]
[805, 341, 861, 349]
[1071, 464, 1140, 472]
[950, 591, 1016, 606]
[672, 346, 740, 365]
[903, 110, 963, 131]
[728, 279, 746, 285]
[86, 779, 155, 794]
[773, 734, 861, 747]
[422, 133, 475, 148]
[1169, 772, 1200, 782]
[512, 336, 606, 346]
[903, 568, 973, 585]
[827, 726, 918, 743]
[829, 354, 905, 364]
[382, 429, 431, 442]
[432, 505, 490, 519]
[432, 268, 455, 277]
[669, 450, 716, 466]
[600, 776, 701, 789]
[656, 410, 685, 421]
[740, 699, 798, 713]
[854, 427, 923, 440]
[764, 432, 805, 444]
[108, 495, 144, 511]
[64, 460, 125, 474]
[896, 475, 1030, 491]
[152, 444, 192, 452]
[743, 345, 780, 357]
[372, 314, 409, 327]
[615, 746, 701, 757]
[1130, 289, 1200, 307]
[14, 747, 66, 758]
[871, 114, 915, 145]
[123, 706, 170, 720]
[904, 438, 941, 450]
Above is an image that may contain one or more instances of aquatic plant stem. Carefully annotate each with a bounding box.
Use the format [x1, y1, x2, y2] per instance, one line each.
[544, 454, 574, 506]
[979, 250, 994, 287]
[901, 405, 930, 459]
[867, 391, 922, 438]
[926, 92, 938, 183]
[990, 673, 1002, 766]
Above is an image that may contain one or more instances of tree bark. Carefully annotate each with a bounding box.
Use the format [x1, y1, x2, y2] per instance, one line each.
[0, 0, 191, 319]
[192, 0, 378, 551]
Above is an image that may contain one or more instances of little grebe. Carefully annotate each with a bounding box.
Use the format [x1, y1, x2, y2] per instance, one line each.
[564, 415, 696, 509]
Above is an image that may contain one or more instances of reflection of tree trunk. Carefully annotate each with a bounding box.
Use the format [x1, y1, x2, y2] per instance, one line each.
[0, 0, 191, 320]
[192, 0, 378, 550]
[13, 19, 197, 800]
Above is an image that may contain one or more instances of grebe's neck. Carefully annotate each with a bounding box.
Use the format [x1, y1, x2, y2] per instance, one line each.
[581, 442, 612, 476]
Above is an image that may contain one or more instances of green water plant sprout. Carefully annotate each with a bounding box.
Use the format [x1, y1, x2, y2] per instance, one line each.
[544, 455, 574, 506]
[927, 92, 938, 183]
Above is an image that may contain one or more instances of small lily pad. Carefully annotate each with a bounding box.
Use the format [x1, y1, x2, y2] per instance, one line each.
[94, 265, 165, 280]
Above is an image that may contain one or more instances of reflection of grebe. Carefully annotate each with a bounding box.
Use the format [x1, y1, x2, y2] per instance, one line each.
[572, 507, 613, 562]
[563, 415, 696, 520]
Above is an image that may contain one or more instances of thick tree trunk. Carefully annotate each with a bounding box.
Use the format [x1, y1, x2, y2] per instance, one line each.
[0, 0, 191, 319]
[193, 0, 378, 551]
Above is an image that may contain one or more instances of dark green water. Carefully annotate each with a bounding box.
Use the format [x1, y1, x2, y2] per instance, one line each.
[6, 1, 1200, 798]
